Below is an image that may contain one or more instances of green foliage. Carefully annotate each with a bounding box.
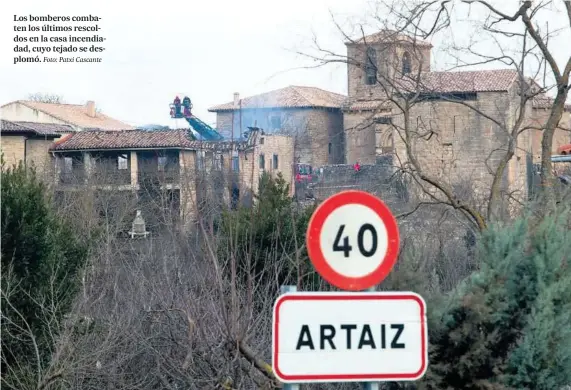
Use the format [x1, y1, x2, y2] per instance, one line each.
[1, 161, 90, 376]
[219, 172, 317, 288]
[421, 208, 571, 389]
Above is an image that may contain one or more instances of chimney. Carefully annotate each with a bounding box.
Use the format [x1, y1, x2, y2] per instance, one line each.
[85, 100, 96, 117]
[233, 92, 240, 108]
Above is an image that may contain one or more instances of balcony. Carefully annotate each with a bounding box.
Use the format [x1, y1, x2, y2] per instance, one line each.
[138, 167, 180, 187]
[58, 153, 85, 185]
[59, 170, 85, 185]
[90, 153, 132, 186]
[137, 151, 180, 187]
[91, 164, 131, 186]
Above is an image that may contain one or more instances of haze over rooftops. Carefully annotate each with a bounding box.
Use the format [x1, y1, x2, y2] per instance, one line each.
[1, 100, 136, 131]
[208, 85, 347, 112]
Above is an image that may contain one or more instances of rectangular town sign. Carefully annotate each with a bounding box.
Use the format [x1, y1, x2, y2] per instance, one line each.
[272, 292, 428, 383]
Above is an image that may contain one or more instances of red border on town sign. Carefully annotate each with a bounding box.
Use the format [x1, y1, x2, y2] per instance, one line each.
[272, 292, 427, 382]
[306, 190, 400, 291]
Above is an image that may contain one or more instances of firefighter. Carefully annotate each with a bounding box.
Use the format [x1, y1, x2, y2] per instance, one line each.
[173, 96, 182, 117]
[182, 96, 192, 117]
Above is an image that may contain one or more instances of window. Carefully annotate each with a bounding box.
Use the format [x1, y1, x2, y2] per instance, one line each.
[273, 154, 279, 170]
[63, 157, 73, 173]
[197, 150, 205, 170]
[118, 154, 128, 170]
[158, 156, 167, 171]
[365, 47, 377, 85]
[374, 116, 392, 125]
[232, 156, 239, 171]
[260, 137, 264, 144]
[402, 52, 411, 74]
[328, 142, 332, 155]
[214, 152, 223, 170]
[259, 153, 265, 170]
[269, 115, 281, 130]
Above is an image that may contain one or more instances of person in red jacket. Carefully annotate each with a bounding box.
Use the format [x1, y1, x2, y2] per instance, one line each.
[353, 161, 361, 172]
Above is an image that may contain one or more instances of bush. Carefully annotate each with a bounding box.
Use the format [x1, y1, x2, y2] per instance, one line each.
[218, 172, 317, 289]
[420, 206, 571, 389]
[1, 161, 91, 382]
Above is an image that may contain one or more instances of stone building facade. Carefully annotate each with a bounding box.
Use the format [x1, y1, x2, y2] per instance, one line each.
[1, 99, 135, 173]
[208, 86, 346, 167]
[48, 128, 294, 230]
[340, 30, 571, 205]
[1, 100, 135, 131]
[1, 120, 75, 173]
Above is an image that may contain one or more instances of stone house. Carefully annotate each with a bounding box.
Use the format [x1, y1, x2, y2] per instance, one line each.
[1, 100, 135, 131]
[48, 128, 294, 230]
[341, 30, 571, 203]
[208, 86, 346, 167]
[1, 120, 74, 172]
[1, 100, 136, 172]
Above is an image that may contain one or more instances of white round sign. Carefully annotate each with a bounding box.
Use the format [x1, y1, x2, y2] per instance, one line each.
[320, 203, 389, 278]
[306, 190, 400, 291]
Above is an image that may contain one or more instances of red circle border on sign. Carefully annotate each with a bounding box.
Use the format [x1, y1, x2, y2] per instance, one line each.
[306, 190, 400, 291]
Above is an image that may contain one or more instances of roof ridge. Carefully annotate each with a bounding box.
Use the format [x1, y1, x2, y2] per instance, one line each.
[19, 99, 86, 107]
[425, 68, 516, 75]
[289, 86, 317, 106]
[291, 85, 347, 98]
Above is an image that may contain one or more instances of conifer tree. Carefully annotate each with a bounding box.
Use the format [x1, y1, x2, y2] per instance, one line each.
[421, 207, 571, 389]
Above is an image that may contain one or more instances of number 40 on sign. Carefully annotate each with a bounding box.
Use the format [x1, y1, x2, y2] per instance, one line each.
[306, 190, 400, 291]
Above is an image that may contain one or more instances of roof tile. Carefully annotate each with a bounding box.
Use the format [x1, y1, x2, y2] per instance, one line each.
[397, 69, 518, 94]
[3, 100, 135, 130]
[50, 129, 244, 151]
[208, 86, 346, 111]
[1, 119, 75, 136]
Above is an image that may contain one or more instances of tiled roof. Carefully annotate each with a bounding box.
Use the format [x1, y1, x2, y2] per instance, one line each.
[346, 29, 433, 48]
[397, 69, 518, 94]
[50, 129, 244, 151]
[1, 100, 135, 130]
[1, 119, 74, 136]
[532, 94, 571, 111]
[208, 86, 346, 111]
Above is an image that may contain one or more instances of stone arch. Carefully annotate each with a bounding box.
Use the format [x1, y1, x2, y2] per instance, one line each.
[376, 127, 394, 154]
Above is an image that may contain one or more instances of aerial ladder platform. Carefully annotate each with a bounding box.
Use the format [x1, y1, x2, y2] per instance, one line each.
[169, 96, 223, 141]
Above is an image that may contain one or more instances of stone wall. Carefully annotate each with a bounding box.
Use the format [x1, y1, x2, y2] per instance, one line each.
[346, 42, 431, 101]
[309, 156, 407, 212]
[390, 91, 532, 210]
[1, 135, 26, 167]
[215, 108, 344, 167]
[1, 135, 56, 176]
[25, 138, 56, 175]
[343, 109, 393, 165]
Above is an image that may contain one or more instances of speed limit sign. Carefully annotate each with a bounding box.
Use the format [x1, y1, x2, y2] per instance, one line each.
[305, 190, 400, 291]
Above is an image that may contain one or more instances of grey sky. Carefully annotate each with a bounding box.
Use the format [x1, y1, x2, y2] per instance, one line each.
[1, 0, 569, 128]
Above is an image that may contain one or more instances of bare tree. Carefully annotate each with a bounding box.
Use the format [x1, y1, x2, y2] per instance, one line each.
[27, 93, 64, 104]
[295, 0, 570, 230]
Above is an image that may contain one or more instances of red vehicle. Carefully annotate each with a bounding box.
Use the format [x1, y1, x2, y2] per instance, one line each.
[294, 163, 313, 182]
[557, 144, 571, 155]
